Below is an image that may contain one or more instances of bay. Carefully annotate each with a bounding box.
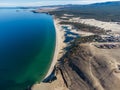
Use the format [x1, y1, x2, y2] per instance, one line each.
[0, 9, 56, 90]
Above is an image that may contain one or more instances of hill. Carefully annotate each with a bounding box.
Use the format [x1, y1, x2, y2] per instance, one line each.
[48, 1, 120, 22]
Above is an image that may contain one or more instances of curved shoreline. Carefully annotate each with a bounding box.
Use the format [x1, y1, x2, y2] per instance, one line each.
[44, 19, 59, 79]
[32, 18, 67, 90]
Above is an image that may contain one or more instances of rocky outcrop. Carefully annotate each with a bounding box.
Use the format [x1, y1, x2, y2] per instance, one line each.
[57, 44, 120, 90]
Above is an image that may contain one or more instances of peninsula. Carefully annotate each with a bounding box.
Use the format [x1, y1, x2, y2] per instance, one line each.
[32, 1, 120, 90]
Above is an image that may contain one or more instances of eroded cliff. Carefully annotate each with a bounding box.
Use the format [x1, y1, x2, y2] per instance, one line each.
[57, 43, 120, 90]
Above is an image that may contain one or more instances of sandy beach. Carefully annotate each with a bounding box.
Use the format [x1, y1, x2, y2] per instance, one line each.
[44, 18, 66, 78]
[32, 18, 68, 90]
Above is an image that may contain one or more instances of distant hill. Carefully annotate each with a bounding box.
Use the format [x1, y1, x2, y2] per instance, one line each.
[91, 1, 120, 6]
[48, 1, 120, 22]
[1, 1, 120, 22]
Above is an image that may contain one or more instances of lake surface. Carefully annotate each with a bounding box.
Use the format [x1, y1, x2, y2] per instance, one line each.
[0, 9, 56, 90]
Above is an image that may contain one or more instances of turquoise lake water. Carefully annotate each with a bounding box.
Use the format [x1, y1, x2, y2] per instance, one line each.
[0, 9, 56, 90]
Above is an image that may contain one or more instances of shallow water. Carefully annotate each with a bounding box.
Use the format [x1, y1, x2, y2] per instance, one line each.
[0, 9, 56, 90]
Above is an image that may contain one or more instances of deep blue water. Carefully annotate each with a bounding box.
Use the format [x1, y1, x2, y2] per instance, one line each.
[0, 9, 56, 90]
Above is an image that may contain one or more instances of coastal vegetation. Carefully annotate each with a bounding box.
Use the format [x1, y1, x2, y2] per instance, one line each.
[48, 1, 120, 22]
[54, 32, 120, 90]
[59, 21, 106, 34]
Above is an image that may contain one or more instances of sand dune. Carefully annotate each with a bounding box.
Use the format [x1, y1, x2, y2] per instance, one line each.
[70, 18, 120, 33]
